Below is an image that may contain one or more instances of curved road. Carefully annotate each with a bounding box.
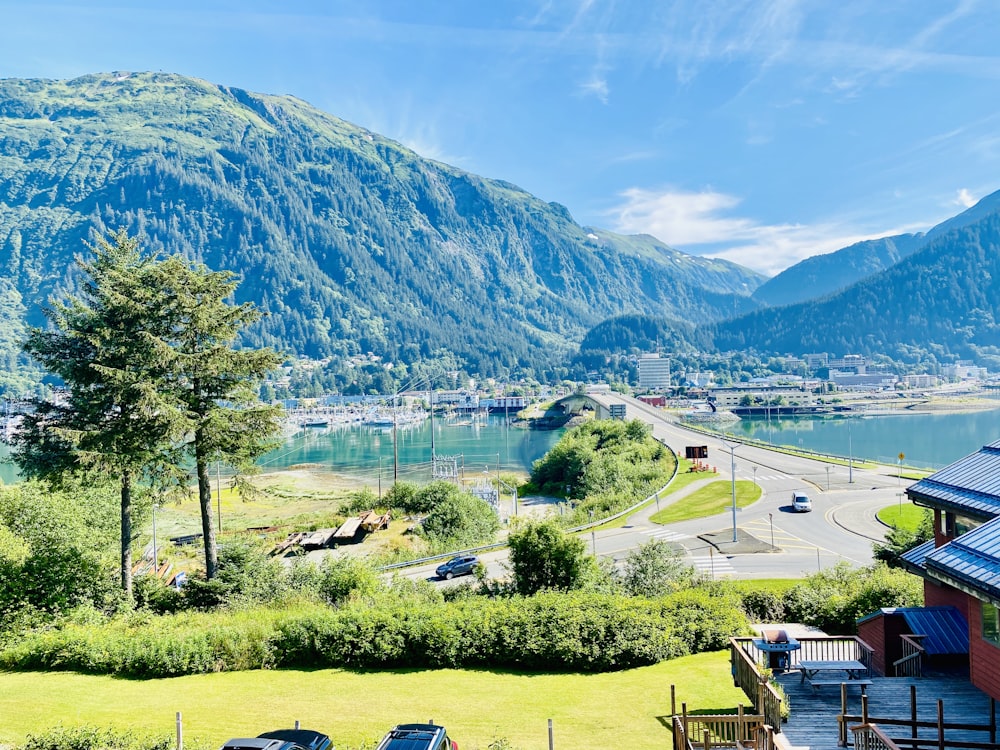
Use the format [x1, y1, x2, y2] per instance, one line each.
[405, 392, 904, 584]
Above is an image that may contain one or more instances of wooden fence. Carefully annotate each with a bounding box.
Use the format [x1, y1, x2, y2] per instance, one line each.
[839, 689, 998, 749]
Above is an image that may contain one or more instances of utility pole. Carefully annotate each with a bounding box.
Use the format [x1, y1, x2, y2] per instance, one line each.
[721, 436, 739, 543]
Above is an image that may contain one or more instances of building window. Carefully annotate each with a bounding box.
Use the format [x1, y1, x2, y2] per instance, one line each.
[984, 604, 1000, 646]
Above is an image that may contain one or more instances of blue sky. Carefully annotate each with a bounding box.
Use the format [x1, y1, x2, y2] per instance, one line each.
[2, 1, 999, 275]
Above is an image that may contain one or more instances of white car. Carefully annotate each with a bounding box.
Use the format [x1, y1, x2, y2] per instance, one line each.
[792, 492, 812, 512]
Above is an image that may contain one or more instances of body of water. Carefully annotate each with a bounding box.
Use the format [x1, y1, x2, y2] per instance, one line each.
[721, 407, 1000, 469]
[257, 413, 564, 483]
[3, 406, 999, 485]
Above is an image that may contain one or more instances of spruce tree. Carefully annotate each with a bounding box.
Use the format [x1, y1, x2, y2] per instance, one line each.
[154, 255, 283, 579]
[14, 230, 187, 597]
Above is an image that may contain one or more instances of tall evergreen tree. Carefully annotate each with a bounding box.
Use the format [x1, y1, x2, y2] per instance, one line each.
[13, 230, 187, 597]
[154, 255, 283, 579]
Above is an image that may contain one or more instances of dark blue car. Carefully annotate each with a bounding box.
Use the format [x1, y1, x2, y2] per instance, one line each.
[435, 555, 479, 580]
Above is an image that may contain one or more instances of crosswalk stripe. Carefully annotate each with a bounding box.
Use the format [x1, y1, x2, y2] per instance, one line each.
[689, 554, 736, 576]
[638, 528, 690, 542]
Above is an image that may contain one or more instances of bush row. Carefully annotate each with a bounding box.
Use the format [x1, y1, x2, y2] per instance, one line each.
[0, 589, 748, 677]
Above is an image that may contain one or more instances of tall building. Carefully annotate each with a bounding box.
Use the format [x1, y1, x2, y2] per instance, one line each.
[638, 354, 671, 390]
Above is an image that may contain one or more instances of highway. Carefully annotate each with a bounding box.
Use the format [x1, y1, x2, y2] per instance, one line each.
[404, 391, 902, 585]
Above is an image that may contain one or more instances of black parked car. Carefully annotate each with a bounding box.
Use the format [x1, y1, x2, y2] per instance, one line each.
[435, 555, 478, 580]
[221, 730, 332, 750]
[376, 723, 457, 750]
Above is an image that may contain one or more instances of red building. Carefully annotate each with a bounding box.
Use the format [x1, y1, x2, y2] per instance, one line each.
[899, 440, 1000, 701]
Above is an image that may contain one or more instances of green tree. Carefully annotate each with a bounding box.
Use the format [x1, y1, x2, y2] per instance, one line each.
[14, 231, 187, 597]
[873, 509, 934, 567]
[507, 519, 590, 595]
[616, 538, 700, 596]
[418, 484, 501, 549]
[153, 255, 283, 579]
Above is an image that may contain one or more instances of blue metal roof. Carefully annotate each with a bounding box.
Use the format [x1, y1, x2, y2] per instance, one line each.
[899, 607, 969, 655]
[925, 516, 1000, 601]
[907, 441, 1000, 518]
[900, 538, 936, 571]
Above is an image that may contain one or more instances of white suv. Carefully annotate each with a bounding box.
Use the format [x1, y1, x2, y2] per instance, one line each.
[791, 492, 812, 512]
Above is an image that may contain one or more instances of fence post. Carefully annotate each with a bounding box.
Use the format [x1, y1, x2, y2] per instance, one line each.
[176, 712, 183, 750]
[547, 718, 553, 750]
[671, 684, 676, 718]
[937, 700, 945, 750]
[295, 721, 300, 730]
[702, 729, 711, 750]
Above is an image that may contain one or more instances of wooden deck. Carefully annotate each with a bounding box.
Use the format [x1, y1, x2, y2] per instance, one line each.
[775, 670, 997, 750]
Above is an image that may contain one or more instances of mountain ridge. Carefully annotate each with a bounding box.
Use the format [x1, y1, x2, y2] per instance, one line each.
[0, 71, 763, 391]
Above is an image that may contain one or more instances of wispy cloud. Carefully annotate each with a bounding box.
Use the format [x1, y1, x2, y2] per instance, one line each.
[604, 186, 917, 275]
[954, 188, 977, 208]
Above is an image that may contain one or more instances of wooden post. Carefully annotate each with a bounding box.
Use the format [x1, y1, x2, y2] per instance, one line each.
[862, 694, 869, 725]
[702, 730, 711, 750]
[841, 682, 848, 715]
[176, 712, 183, 750]
[738, 703, 744, 742]
[671, 684, 676, 718]
[295, 721, 300, 730]
[937, 700, 945, 750]
[911, 685, 918, 742]
[991, 698, 997, 747]
[548, 718, 554, 750]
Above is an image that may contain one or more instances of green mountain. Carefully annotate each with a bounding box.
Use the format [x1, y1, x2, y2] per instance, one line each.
[711, 209, 1000, 367]
[752, 190, 1000, 308]
[0, 71, 763, 391]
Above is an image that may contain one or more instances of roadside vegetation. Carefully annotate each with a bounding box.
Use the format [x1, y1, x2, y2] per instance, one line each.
[525, 418, 677, 525]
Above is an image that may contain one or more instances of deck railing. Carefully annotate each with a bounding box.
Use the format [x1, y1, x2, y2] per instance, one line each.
[730, 638, 784, 732]
[673, 712, 771, 750]
[790, 635, 875, 672]
[852, 723, 904, 750]
[893, 634, 926, 678]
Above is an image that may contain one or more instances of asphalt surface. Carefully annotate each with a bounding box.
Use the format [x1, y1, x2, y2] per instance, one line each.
[404, 392, 903, 585]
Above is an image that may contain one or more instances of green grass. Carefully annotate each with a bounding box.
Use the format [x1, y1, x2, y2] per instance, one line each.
[877, 501, 930, 532]
[0, 652, 744, 750]
[649, 480, 761, 525]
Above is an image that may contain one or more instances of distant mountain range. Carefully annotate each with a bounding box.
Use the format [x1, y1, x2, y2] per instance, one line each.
[1, 70, 998, 395]
[751, 191, 1000, 308]
[0, 71, 765, 392]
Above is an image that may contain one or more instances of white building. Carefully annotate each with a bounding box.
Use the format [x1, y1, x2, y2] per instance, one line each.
[638, 354, 671, 390]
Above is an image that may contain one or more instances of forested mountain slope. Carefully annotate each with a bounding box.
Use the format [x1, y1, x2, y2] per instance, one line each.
[712, 211, 1000, 367]
[0, 71, 763, 388]
[751, 190, 1000, 308]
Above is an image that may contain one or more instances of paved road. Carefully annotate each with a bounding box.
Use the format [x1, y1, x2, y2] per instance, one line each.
[406, 392, 903, 585]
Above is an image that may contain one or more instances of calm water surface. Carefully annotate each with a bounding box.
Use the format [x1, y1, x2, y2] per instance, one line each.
[3, 406, 1000, 484]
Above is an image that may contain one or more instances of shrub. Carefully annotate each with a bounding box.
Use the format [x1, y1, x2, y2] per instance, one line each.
[22, 726, 172, 750]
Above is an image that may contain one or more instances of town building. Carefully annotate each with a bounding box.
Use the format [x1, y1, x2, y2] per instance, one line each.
[637, 353, 671, 390]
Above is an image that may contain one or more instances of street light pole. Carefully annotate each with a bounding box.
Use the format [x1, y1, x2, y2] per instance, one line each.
[848, 418, 854, 484]
[721, 436, 738, 543]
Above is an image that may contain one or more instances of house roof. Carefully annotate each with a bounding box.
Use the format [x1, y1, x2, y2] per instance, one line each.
[857, 606, 969, 655]
[899, 538, 937, 576]
[907, 440, 1000, 519]
[925, 516, 1000, 606]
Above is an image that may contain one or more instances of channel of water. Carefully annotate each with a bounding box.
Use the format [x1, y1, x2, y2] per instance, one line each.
[2, 406, 999, 485]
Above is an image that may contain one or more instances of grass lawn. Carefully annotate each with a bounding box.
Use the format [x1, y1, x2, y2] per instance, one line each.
[649, 480, 761, 525]
[0, 652, 744, 750]
[877, 501, 930, 532]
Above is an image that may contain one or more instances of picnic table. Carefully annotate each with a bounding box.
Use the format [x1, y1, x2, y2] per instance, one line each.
[799, 659, 872, 693]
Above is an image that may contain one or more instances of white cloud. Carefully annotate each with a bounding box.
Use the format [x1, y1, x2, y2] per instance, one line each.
[954, 188, 977, 208]
[580, 74, 610, 103]
[604, 187, 912, 276]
